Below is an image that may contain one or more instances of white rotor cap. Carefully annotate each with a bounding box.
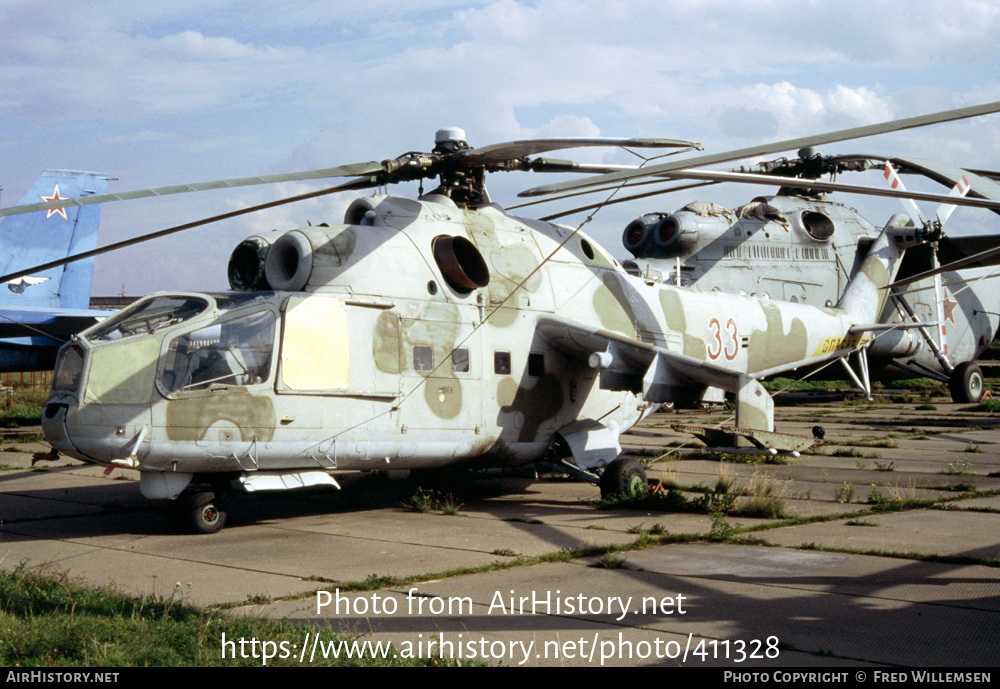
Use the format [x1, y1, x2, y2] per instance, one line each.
[435, 127, 467, 145]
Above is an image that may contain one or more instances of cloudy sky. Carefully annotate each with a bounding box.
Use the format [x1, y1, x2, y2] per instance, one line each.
[2, 0, 1000, 295]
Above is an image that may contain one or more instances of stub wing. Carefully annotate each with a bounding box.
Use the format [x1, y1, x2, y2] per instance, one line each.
[535, 314, 775, 434]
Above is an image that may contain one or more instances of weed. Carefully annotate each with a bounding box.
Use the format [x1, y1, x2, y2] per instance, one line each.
[715, 452, 798, 466]
[961, 399, 1000, 412]
[737, 470, 789, 519]
[867, 484, 887, 508]
[716, 462, 736, 494]
[400, 487, 435, 513]
[867, 482, 921, 511]
[855, 459, 869, 470]
[834, 482, 856, 504]
[708, 513, 737, 541]
[831, 447, 881, 459]
[399, 487, 462, 515]
[919, 482, 975, 492]
[438, 492, 463, 515]
[963, 444, 983, 453]
[594, 554, 628, 569]
[874, 461, 895, 472]
[845, 519, 877, 527]
[660, 467, 680, 489]
[691, 489, 738, 514]
[491, 548, 518, 557]
[942, 459, 976, 476]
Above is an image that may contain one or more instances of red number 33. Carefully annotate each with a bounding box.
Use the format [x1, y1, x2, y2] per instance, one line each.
[707, 317, 739, 361]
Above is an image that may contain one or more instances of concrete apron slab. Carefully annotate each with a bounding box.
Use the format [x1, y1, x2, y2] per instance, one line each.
[3, 397, 1000, 666]
[251, 542, 997, 667]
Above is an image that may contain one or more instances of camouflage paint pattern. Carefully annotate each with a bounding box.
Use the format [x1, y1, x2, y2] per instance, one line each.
[42, 192, 907, 496]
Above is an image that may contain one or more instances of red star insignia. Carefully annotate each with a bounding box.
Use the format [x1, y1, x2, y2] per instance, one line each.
[942, 291, 958, 324]
[39, 186, 68, 220]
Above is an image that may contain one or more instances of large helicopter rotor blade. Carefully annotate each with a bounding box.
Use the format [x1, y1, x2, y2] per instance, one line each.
[509, 179, 721, 216]
[965, 167, 1000, 182]
[0, 161, 385, 219]
[522, 158, 643, 174]
[621, 168, 1000, 212]
[0, 177, 372, 286]
[888, 243, 1000, 289]
[539, 181, 721, 221]
[519, 100, 1000, 198]
[463, 138, 702, 167]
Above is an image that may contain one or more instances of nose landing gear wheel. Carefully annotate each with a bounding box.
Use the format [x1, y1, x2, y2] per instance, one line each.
[949, 362, 985, 404]
[599, 457, 648, 499]
[181, 491, 228, 534]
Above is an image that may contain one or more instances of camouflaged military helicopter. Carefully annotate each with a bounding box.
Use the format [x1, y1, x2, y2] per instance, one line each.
[8, 102, 1000, 533]
[521, 152, 1000, 404]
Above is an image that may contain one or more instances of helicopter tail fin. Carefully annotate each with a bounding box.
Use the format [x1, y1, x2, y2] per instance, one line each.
[835, 220, 911, 324]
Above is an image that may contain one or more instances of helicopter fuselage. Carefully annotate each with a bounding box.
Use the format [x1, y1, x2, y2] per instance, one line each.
[621, 193, 1000, 386]
[42, 193, 886, 505]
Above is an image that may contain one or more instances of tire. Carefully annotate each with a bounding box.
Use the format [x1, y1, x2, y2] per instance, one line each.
[949, 362, 985, 404]
[186, 491, 227, 534]
[599, 457, 648, 499]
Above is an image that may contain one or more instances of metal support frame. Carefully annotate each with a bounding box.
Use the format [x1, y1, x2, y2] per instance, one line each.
[838, 346, 872, 399]
[890, 290, 954, 374]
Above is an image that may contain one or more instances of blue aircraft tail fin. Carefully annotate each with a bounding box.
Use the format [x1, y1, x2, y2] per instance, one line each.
[0, 170, 109, 310]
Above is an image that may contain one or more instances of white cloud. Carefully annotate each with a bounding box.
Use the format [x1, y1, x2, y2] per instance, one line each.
[2, 0, 999, 294]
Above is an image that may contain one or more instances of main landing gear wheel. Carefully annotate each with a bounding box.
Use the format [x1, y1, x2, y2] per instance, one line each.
[599, 457, 648, 499]
[180, 491, 228, 534]
[949, 362, 985, 404]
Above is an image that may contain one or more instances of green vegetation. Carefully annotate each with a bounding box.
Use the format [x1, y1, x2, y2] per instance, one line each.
[961, 400, 1000, 413]
[0, 565, 463, 666]
[0, 393, 46, 429]
[830, 447, 881, 459]
[844, 519, 877, 527]
[942, 459, 976, 475]
[399, 487, 463, 515]
[834, 482, 856, 504]
[593, 554, 629, 569]
[797, 543, 1000, 568]
[599, 468, 788, 519]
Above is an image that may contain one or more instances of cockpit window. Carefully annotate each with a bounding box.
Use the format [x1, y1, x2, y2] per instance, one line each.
[159, 310, 275, 394]
[88, 296, 210, 342]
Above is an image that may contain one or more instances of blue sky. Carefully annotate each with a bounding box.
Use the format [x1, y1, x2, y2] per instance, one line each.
[2, 0, 1000, 294]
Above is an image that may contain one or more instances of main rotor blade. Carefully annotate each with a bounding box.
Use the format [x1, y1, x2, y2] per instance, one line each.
[888, 244, 1000, 288]
[0, 161, 384, 219]
[524, 158, 642, 174]
[0, 178, 371, 286]
[616, 168, 1000, 212]
[519, 100, 1000, 197]
[465, 138, 701, 165]
[532, 181, 722, 220]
